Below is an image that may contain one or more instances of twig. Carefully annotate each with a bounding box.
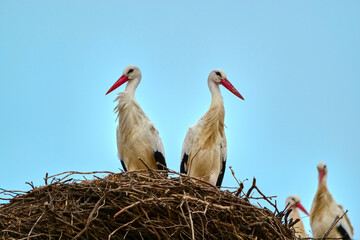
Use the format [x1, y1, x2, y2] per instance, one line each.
[140, 205, 161, 240]
[186, 147, 201, 174]
[288, 218, 300, 228]
[245, 178, 279, 214]
[108, 215, 142, 240]
[25, 182, 35, 190]
[114, 197, 174, 218]
[27, 211, 46, 239]
[74, 194, 107, 239]
[229, 166, 244, 197]
[44, 173, 48, 185]
[46, 171, 113, 182]
[137, 157, 152, 171]
[185, 199, 195, 240]
[322, 210, 348, 239]
[245, 178, 257, 199]
[173, 194, 232, 211]
[284, 207, 292, 227]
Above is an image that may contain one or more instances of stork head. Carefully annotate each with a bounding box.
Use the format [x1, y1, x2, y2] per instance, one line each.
[317, 162, 328, 183]
[209, 69, 244, 100]
[106, 65, 142, 95]
[285, 194, 309, 215]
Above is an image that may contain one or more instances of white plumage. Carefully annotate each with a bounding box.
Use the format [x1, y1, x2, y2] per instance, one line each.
[180, 69, 244, 186]
[106, 65, 166, 171]
[285, 195, 309, 238]
[310, 162, 353, 239]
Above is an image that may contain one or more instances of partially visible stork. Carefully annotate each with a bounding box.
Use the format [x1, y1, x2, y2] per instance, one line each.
[310, 162, 353, 239]
[285, 195, 309, 238]
[180, 69, 244, 186]
[106, 65, 166, 172]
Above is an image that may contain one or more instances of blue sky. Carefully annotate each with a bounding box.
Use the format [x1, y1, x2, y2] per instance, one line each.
[1, 1, 359, 237]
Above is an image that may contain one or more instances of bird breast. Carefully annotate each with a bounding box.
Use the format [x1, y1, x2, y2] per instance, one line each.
[310, 184, 349, 238]
[114, 93, 149, 141]
[289, 208, 307, 238]
[198, 103, 225, 148]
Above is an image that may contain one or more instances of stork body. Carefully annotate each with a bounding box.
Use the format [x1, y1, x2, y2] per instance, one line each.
[180, 69, 244, 186]
[285, 195, 309, 238]
[106, 65, 166, 171]
[310, 162, 353, 239]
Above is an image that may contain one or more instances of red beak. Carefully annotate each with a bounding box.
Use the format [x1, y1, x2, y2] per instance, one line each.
[319, 170, 324, 182]
[295, 202, 309, 215]
[220, 78, 244, 100]
[106, 75, 129, 95]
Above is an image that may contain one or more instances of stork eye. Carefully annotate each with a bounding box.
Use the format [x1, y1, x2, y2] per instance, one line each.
[215, 71, 221, 77]
[292, 198, 295, 201]
[128, 69, 134, 74]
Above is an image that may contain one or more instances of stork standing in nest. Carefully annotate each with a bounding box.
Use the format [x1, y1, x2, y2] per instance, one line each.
[180, 69, 244, 186]
[106, 65, 166, 172]
[310, 162, 354, 239]
[285, 195, 309, 238]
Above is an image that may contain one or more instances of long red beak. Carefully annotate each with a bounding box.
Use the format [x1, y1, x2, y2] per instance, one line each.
[220, 78, 244, 100]
[295, 202, 309, 215]
[319, 170, 324, 182]
[106, 75, 129, 95]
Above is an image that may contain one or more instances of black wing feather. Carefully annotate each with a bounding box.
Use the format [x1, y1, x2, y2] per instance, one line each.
[336, 224, 351, 240]
[180, 154, 189, 174]
[120, 159, 127, 172]
[153, 151, 167, 170]
[216, 158, 226, 187]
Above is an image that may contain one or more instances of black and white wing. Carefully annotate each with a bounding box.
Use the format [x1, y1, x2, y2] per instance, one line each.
[216, 136, 227, 187]
[116, 125, 127, 171]
[148, 122, 167, 170]
[335, 205, 354, 239]
[180, 126, 196, 174]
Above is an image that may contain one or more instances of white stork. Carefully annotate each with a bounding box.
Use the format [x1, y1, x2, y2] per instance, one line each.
[310, 162, 354, 239]
[106, 65, 166, 172]
[285, 195, 309, 238]
[180, 69, 244, 186]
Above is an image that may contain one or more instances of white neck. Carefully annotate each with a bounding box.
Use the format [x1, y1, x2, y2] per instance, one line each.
[289, 207, 307, 237]
[124, 78, 140, 97]
[319, 174, 327, 187]
[208, 80, 223, 106]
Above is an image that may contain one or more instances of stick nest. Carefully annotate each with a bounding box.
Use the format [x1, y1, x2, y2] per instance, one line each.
[0, 169, 297, 240]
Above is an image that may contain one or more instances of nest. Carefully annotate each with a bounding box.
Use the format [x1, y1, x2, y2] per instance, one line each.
[0, 168, 297, 240]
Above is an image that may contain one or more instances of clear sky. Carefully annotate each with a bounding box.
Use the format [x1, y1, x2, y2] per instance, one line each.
[1, 1, 359, 237]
